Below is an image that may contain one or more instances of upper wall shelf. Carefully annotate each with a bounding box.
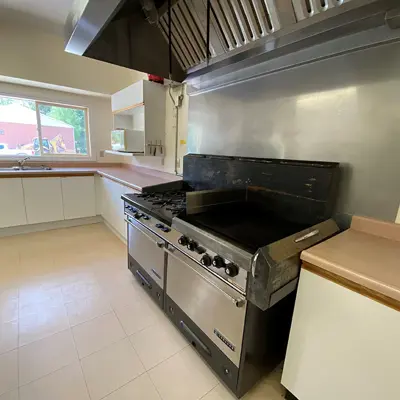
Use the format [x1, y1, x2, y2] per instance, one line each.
[104, 150, 143, 157]
[112, 102, 144, 115]
[111, 80, 166, 156]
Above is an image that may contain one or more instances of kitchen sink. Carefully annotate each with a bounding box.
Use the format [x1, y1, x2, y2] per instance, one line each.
[20, 166, 52, 171]
[0, 166, 52, 171]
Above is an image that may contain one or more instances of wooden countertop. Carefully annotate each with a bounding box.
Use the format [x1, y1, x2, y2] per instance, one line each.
[301, 216, 400, 310]
[0, 164, 181, 192]
[96, 167, 181, 191]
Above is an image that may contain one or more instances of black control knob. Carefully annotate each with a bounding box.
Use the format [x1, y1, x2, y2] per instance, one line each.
[187, 240, 197, 251]
[225, 263, 239, 277]
[212, 256, 225, 269]
[134, 213, 142, 219]
[178, 236, 189, 246]
[200, 254, 212, 267]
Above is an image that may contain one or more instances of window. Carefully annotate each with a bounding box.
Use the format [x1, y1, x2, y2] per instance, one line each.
[0, 95, 89, 157]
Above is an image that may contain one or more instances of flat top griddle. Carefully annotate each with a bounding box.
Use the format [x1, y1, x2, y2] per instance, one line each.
[179, 202, 310, 253]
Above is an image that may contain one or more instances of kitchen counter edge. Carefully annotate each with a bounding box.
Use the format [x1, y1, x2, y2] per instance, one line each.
[0, 166, 182, 192]
[301, 216, 400, 311]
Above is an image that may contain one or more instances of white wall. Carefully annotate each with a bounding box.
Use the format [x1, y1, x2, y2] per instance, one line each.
[0, 81, 118, 162]
[0, 20, 147, 95]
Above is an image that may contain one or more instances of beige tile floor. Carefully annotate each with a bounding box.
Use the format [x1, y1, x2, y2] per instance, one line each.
[0, 223, 285, 400]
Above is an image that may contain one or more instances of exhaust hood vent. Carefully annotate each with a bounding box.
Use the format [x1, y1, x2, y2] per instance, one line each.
[158, 0, 297, 69]
[157, 0, 367, 70]
[292, 0, 354, 21]
[65, 0, 400, 83]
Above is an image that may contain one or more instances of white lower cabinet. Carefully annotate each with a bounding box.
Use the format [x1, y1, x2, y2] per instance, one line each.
[61, 176, 96, 220]
[96, 176, 137, 240]
[1, 175, 133, 236]
[0, 178, 27, 228]
[282, 268, 400, 400]
[22, 177, 64, 224]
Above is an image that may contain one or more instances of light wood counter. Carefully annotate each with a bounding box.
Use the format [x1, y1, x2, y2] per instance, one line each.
[0, 163, 181, 192]
[301, 216, 400, 310]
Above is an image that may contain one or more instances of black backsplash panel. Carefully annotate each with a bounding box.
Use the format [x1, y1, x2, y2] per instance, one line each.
[183, 154, 340, 224]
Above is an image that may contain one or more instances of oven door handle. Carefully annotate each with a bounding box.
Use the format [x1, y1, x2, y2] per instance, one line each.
[165, 247, 245, 308]
[125, 218, 165, 249]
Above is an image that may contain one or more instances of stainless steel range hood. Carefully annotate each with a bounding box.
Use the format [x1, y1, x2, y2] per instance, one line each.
[65, 0, 400, 84]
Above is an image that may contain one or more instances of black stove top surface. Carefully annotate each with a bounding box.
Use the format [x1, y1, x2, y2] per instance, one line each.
[123, 190, 187, 225]
[180, 202, 310, 253]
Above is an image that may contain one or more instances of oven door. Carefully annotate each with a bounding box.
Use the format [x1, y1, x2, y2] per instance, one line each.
[165, 246, 247, 367]
[127, 215, 165, 288]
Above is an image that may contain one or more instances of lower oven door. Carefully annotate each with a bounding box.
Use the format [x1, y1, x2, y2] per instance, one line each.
[127, 216, 165, 288]
[165, 246, 247, 367]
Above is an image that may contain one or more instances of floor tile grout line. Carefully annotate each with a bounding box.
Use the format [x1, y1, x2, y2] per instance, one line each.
[93, 347, 148, 400]
[67, 302, 113, 329]
[70, 320, 93, 400]
[146, 344, 190, 374]
[95, 369, 149, 400]
[18, 307, 70, 348]
[128, 332, 190, 373]
[199, 384, 219, 400]
[146, 368, 165, 400]
[17, 328, 80, 388]
[17, 357, 82, 393]
[77, 328, 128, 362]
[111, 303, 160, 338]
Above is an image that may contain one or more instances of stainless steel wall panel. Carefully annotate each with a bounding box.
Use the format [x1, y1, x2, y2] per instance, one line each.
[187, 42, 400, 222]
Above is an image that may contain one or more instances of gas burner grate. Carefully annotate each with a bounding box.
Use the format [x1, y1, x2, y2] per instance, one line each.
[137, 191, 187, 215]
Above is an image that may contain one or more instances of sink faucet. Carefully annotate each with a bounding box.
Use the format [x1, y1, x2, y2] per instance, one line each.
[17, 156, 30, 168]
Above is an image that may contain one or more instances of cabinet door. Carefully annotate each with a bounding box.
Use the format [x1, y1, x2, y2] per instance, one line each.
[282, 269, 400, 400]
[94, 175, 104, 216]
[97, 176, 136, 240]
[108, 179, 127, 239]
[112, 81, 144, 112]
[98, 176, 113, 225]
[61, 176, 96, 220]
[0, 178, 27, 228]
[23, 177, 64, 224]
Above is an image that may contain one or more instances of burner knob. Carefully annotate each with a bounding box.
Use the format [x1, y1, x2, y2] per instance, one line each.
[212, 256, 225, 269]
[187, 240, 197, 251]
[134, 213, 142, 219]
[178, 236, 189, 246]
[200, 254, 212, 267]
[225, 263, 239, 277]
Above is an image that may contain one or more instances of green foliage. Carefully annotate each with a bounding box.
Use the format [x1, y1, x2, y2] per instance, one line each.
[0, 96, 88, 155]
[0, 97, 13, 105]
[39, 105, 87, 154]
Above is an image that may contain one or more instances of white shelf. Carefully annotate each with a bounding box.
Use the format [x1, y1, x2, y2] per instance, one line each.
[104, 150, 164, 158]
[104, 150, 144, 157]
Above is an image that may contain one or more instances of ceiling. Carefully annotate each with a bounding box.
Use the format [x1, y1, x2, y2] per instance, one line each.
[0, 0, 74, 32]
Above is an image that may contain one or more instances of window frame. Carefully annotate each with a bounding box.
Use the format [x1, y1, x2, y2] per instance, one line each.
[0, 94, 91, 160]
